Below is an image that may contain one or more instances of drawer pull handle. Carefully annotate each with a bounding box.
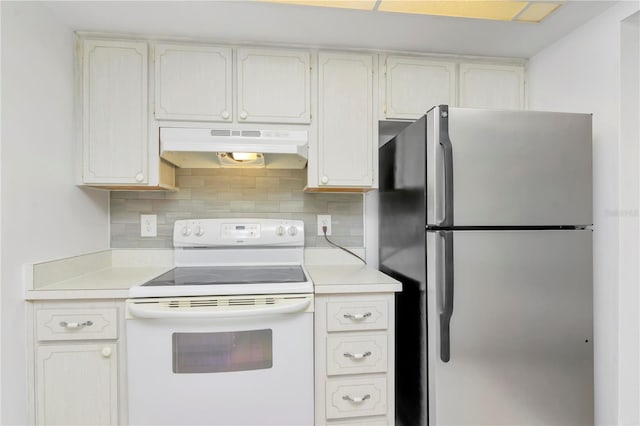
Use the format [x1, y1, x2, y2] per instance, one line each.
[344, 351, 372, 360]
[343, 312, 372, 320]
[342, 394, 371, 404]
[59, 321, 93, 329]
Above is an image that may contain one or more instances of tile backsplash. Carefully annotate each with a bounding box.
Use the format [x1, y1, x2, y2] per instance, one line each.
[110, 168, 364, 248]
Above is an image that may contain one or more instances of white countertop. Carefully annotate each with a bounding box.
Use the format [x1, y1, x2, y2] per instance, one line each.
[306, 264, 402, 294]
[24, 249, 174, 300]
[25, 249, 401, 300]
[25, 266, 173, 300]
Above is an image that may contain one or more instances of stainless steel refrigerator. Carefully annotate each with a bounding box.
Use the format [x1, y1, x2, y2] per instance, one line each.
[379, 106, 593, 425]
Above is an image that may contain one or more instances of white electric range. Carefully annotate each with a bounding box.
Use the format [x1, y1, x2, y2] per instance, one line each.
[126, 218, 314, 426]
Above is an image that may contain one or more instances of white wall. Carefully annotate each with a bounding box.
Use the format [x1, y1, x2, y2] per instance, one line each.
[618, 10, 640, 425]
[0, 3, 3, 422]
[0, 3, 110, 424]
[527, 2, 640, 425]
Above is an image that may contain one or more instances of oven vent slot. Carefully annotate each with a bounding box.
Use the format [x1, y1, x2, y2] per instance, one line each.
[163, 296, 278, 309]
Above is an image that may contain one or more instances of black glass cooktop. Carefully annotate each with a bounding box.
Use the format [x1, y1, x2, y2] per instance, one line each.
[143, 265, 307, 287]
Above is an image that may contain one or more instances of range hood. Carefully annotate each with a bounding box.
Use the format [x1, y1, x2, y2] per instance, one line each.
[160, 127, 308, 169]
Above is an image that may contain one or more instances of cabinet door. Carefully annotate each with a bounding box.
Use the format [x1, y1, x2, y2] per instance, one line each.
[83, 40, 148, 184]
[155, 44, 232, 122]
[36, 343, 118, 425]
[318, 52, 374, 187]
[458, 63, 525, 110]
[237, 48, 311, 123]
[385, 56, 456, 120]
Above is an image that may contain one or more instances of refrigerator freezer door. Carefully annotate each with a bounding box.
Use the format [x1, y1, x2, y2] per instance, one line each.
[426, 107, 593, 227]
[426, 229, 593, 426]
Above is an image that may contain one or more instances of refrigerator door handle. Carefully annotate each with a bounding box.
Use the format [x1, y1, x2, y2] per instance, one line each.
[438, 105, 454, 227]
[438, 230, 454, 362]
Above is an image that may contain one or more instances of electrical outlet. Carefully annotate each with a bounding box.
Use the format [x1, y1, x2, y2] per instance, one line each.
[140, 214, 157, 237]
[317, 215, 332, 236]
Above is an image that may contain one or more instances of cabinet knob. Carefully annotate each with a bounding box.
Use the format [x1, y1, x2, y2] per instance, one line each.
[321, 176, 329, 184]
[221, 110, 230, 120]
[135, 173, 144, 182]
[239, 111, 248, 120]
[101, 347, 112, 358]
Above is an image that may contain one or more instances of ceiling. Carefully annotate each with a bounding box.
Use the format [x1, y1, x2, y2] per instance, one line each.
[42, 0, 615, 58]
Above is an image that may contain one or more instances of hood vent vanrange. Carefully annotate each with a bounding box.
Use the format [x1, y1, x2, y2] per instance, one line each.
[160, 127, 308, 169]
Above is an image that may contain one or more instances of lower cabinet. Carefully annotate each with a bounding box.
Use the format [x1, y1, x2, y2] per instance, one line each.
[315, 293, 396, 425]
[36, 343, 118, 425]
[29, 300, 127, 426]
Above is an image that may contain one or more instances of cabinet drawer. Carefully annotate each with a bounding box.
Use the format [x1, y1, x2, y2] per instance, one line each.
[327, 300, 388, 331]
[327, 333, 387, 376]
[326, 377, 387, 419]
[36, 308, 118, 341]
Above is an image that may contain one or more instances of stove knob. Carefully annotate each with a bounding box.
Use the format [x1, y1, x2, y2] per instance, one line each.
[276, 226, 286, 236]
[194, 225, 205, 237]
[288, 226, 298, 236]
[182, 226, 192, 237]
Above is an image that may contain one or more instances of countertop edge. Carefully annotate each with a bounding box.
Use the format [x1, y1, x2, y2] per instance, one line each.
[25, 289, 130, 301]
[313, 283, 402, 294]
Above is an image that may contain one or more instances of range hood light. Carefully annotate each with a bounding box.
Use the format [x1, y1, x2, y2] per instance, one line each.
[230, 152, 259, 161]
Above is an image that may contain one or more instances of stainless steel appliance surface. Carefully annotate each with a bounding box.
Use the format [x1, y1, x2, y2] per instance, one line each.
[126, 218, 314, 426]
[379, 106, 593, 425]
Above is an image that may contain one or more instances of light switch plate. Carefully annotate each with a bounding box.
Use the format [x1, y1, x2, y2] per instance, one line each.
[141, 214, 157, 237]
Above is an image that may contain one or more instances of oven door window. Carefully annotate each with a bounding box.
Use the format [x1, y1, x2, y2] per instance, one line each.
[172, 329, 273, 374]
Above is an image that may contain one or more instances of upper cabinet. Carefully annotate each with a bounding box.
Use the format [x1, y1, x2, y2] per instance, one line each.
[310, 52, 376, 190]
[236, 48, 311, 124]
[458, 63, 525, 110]
[380, 57, 525, 120]
[382, 55, 456, 120]
[79, 38, 176, 190]
[154, 45, 311, 124]
[82, 39, 149, 185]
[77, 34, 526, 192]
[154, 44, 233, 122]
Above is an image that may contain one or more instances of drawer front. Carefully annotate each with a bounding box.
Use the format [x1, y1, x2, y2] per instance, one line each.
[327, 333, 387, 376]
[326, 377, 387, 419]
[36, 308, 118, 341]
[327, 300, 388, 332]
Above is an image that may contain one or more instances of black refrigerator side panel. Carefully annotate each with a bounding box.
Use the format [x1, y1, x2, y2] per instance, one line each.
[379, 116, 428, 282]
[379, 116, 428, 426]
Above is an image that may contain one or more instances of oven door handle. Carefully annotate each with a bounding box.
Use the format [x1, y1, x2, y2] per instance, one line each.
[127, 296, 312, 319]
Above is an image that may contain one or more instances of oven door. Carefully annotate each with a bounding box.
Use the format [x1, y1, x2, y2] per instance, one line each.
[126, 294, 314, 426]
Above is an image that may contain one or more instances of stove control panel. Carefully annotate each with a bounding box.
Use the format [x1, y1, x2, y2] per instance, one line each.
[173, 218, 305, 247]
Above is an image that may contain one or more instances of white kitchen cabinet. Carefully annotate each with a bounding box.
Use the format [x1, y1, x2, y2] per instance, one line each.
[153, 45, 310, 124]
[311, 52, 376, 190]
[315, 294, 395, 425]
[154, 43, 233, 122]
[36, 343, 118, 425]
[80, 38, 175, 190]
[82, 39, 149, 185]
[237, 47, 311, 124]
[383, 55, 456, 120]
[458, 63, 525, 110]
[29, 300, 127, 426]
